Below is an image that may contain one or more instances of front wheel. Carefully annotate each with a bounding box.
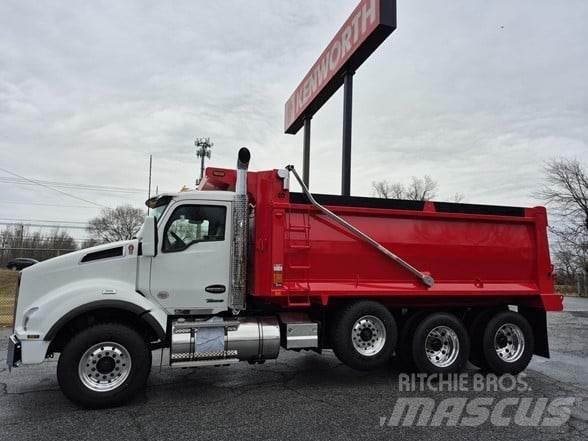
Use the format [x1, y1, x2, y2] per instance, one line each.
[329, 301, 397, 371]
[57, 323, 152, 408]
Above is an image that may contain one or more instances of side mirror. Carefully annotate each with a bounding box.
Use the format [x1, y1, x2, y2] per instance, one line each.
[138, 216, 157, 257]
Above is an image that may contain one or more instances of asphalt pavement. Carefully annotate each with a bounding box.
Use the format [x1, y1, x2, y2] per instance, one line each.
[1, 298, 588, 441]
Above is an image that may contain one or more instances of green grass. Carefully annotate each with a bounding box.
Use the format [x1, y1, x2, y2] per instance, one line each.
[0, 269, 17, 327]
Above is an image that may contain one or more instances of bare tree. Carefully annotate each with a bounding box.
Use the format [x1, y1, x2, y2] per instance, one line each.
[372, 175, 437, 201]
[537, 158, 588, 228]
[371, 180, 405, 199]
[406, 176, 438, 201]
[552, 241, 580, 285]
[536, 158, 588, 279]
[371, 176, 464, 202]
[450, 192, 466, 203]
[87, 205, 145, 243]
[0, 226, 77, 266]
[80, 238, 101, 249]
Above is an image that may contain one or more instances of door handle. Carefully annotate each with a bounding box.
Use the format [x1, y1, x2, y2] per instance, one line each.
[205, 284, 226, 294]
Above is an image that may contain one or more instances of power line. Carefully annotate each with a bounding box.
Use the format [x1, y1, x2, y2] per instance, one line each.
[1, 247, 78, 252]
[0, 218, 88, 225]
[9, 237, 93, 242]
[0, 177, 146, 194]
[0, 167, 109, 208]
[0, 201, 98, 209]
[0, 221, 89, 230]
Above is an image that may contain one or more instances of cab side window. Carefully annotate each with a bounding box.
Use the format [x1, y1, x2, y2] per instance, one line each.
[163, 205, 226, 252]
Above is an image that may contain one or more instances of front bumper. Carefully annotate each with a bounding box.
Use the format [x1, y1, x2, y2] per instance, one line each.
[6, 335, 21, 370]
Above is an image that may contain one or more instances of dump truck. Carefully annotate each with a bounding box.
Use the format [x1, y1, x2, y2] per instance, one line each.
[6, 148, 563, 408]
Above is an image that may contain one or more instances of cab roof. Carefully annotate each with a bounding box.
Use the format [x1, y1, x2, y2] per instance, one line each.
[146, 190, 236, 208]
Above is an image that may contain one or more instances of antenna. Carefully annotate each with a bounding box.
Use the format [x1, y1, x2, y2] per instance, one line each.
[195, 138, 213, 186]
[147, 154, 153, 214]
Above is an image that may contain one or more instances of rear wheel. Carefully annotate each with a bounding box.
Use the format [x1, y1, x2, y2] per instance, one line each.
[330, 301, 397, 371]
[411, 312, 469, 374]
[395, 311, 427, 372]
[467, 309, 502, 370]
[481, 311, 533, 374]
[57, 323, 152, 408]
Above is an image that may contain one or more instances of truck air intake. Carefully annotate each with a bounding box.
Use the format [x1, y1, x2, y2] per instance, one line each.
[230, 147, 251, 312]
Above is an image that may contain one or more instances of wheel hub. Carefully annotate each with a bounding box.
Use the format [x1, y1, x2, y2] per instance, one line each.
[351, 315, 387, 357]
[78, 342, 132, 392]
[495, 334, 508, 348]
[425, 325, 460, 368]
[360, 328, 373, 342]
[96, 356, 116, 374]
[494, 323, 525, 363]
[429, 338, 443, 352]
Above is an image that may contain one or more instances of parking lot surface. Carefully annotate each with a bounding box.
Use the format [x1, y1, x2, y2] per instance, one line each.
[1, 298, 588, 441]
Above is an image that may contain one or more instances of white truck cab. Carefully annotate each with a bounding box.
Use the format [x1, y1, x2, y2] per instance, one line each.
[10, 189, 237, 364]
[6, 149, 275, 408]
[140, 190, 235, 314]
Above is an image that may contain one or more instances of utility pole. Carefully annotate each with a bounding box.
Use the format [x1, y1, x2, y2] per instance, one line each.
[18, 223, 24, 258]
[147, 154, 152, 214]
[195, 138, 213, 186]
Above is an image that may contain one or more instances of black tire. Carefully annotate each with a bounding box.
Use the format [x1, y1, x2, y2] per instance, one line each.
[481, 311, 534, 375]
[329, 301, 397, 371]
[411, 312, 470, 374]
[467, 309, 501, 370]
[57, 323, 152, 408]
[395, 311, 428, 372]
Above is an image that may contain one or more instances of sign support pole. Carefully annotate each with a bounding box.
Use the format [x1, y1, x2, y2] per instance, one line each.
[303, 116, 311, 187]
[341, 70, 354, 196]
[284, 1, 396, 195]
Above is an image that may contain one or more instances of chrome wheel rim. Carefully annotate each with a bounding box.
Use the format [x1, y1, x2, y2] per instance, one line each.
[78, 342, 132, 392]
[351, 315, 386, 356]
[425, 325, 460, 367]
[494, 323, 525, 363]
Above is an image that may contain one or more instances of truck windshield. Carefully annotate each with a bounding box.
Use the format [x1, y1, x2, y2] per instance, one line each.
[146, 196, 172, 223]
[151, 203, 168, 223]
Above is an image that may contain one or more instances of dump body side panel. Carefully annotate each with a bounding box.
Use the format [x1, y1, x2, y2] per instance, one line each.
[199, 167, 562, 312]
[281, 203, 538, 296]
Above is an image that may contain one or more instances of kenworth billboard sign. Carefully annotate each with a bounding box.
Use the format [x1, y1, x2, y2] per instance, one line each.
[284, 0, 396, 134]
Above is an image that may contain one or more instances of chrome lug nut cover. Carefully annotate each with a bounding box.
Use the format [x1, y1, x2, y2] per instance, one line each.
[78, 342, 132, 392]
[351, 315, 387, 356]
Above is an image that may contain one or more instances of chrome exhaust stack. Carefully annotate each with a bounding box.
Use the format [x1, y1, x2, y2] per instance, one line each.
[229, 147, 251, 312]
[235, 147, 250, 194]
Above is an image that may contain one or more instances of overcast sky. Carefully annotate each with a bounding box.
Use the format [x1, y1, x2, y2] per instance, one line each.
[1, 0, 587, 239]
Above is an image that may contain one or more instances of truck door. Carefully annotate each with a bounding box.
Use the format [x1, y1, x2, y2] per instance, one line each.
[149, 200, 231, 313]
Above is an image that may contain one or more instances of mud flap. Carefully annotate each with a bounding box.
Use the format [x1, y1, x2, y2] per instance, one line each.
[519, 306, 549, 358]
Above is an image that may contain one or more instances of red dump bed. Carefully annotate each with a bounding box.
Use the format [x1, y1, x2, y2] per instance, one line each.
[200, 167, 563, 312]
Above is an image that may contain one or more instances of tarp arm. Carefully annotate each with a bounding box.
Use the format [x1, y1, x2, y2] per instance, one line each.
[286, 165, 435, 288]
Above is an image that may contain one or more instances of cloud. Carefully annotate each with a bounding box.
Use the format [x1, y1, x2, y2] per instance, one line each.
[0, 0, 586, 236]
